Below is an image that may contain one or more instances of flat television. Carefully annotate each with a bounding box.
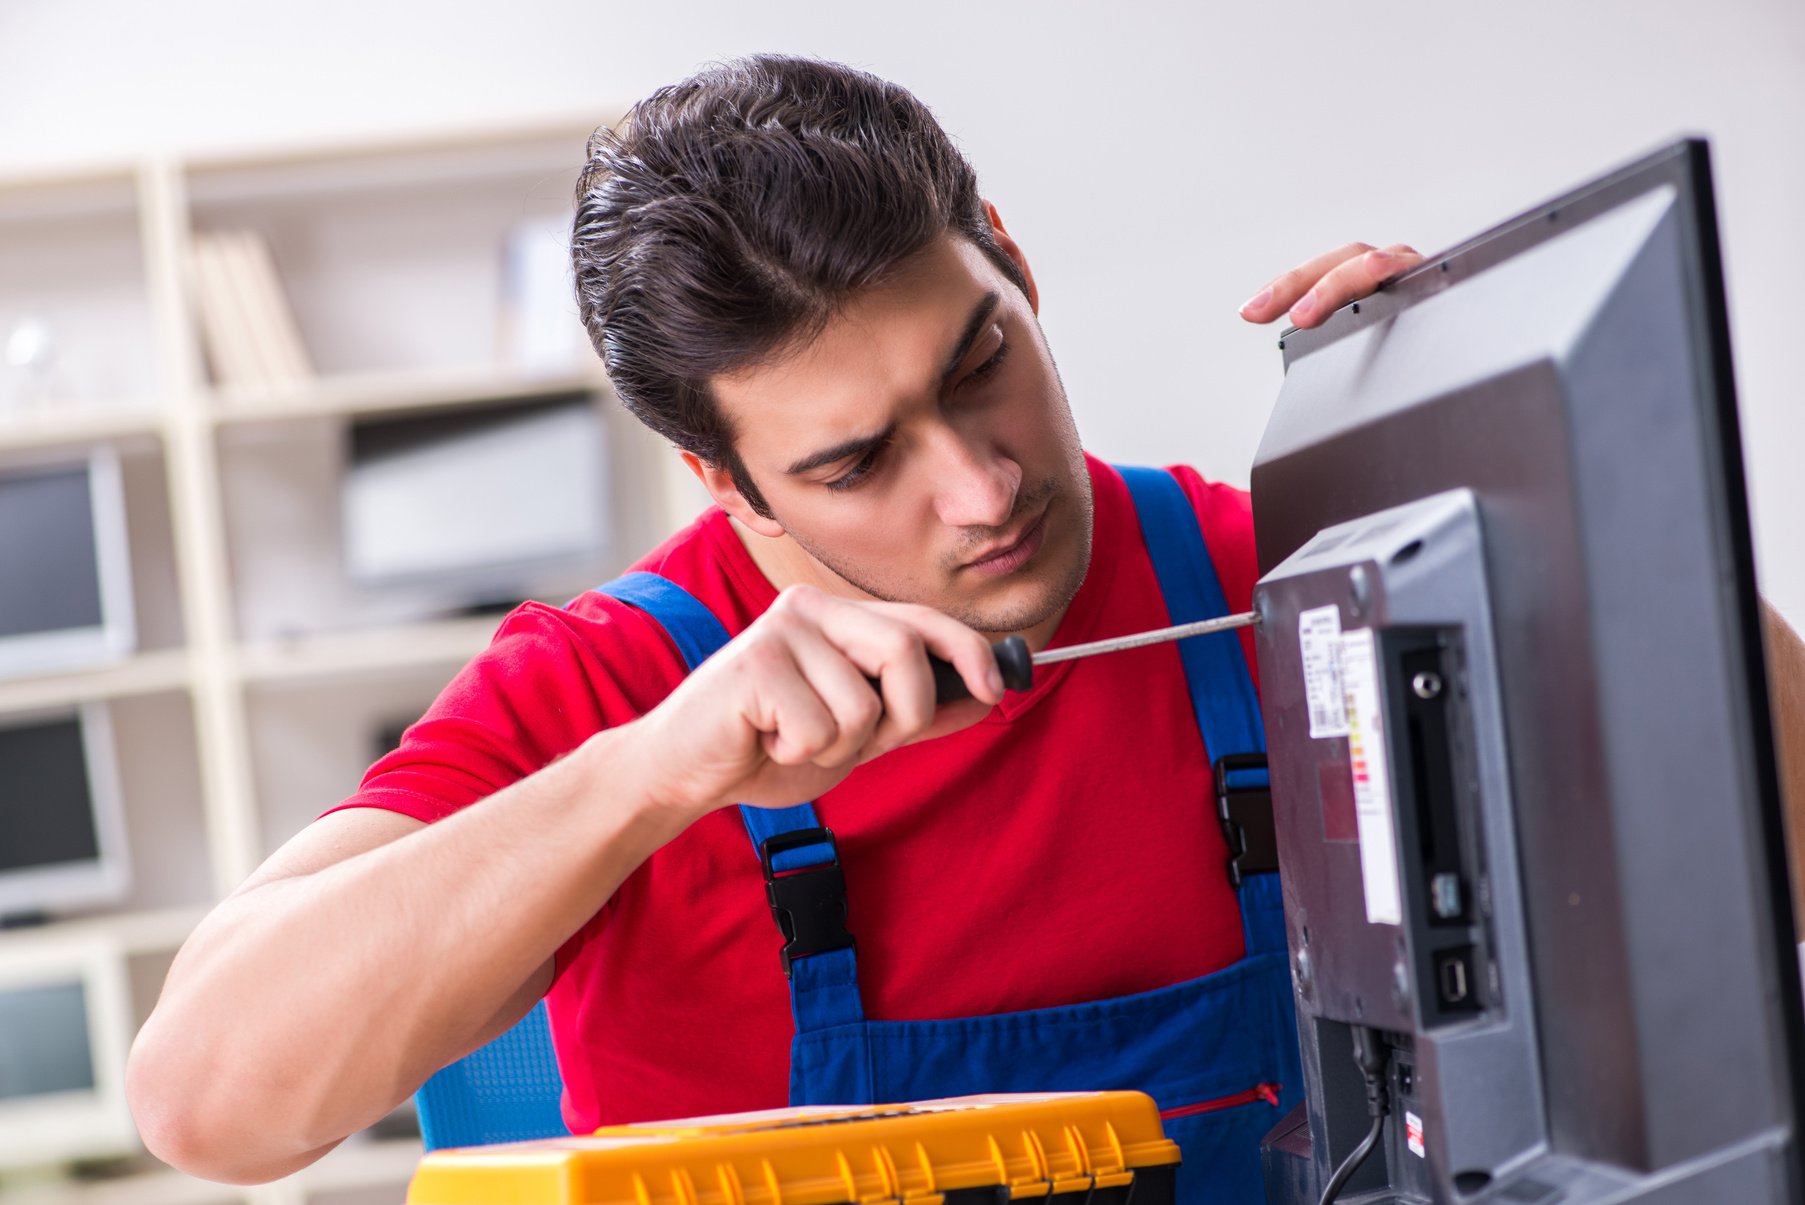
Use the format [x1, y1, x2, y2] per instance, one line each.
[0, 703, 131, 919]
[0, 933, 136, 1166]
[1250, 139, 1803, 1202]
[0, 449, 135, 679]
[341, 393, 611, 610]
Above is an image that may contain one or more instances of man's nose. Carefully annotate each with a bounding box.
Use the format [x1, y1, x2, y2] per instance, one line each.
[928, 431, 1020, 530]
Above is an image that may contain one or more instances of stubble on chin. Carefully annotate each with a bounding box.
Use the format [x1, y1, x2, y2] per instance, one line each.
[788, 471, 1095, 637]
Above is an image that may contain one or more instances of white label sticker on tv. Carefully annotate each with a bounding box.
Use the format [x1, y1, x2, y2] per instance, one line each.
[1406, 1110, 1425, 1158]
[1298, 606, 1349, 738]
[1340, 628, 1403, 926]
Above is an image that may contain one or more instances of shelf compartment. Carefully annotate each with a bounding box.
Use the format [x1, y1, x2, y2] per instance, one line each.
[7, 689, 218, 922]
[0, 434, 190, 682]
[215, 394, 636, 644]
[243, 659, 475, 859]
[183, 128, 600, 388]
[0, 170, 164, 417]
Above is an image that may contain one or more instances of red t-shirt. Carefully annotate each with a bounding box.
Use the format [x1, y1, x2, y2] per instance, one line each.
[329, 455, 1261, 1132]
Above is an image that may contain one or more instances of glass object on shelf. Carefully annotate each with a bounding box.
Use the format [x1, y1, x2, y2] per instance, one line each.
[1, 317, 68, 413]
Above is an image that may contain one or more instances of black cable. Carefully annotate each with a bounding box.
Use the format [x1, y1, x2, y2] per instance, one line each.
[1318, 1025, 1391, 1205]
[1318, 1111, 1384, 1205]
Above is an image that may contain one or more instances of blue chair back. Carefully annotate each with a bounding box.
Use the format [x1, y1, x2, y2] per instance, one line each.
[414, 1000, 567, 1150]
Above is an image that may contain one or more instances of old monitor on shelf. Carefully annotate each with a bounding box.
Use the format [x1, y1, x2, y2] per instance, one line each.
[0, 448, 135, 679]
[0, 703, 130, 921]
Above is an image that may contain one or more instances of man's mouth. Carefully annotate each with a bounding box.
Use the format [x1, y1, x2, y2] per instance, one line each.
[962, 507, 1049, 577]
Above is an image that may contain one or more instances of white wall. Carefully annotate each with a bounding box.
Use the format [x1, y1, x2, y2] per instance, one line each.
[1, 0, 1800, 623]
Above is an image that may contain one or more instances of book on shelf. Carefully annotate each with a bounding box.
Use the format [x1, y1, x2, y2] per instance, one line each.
[189, 228, 314, 394]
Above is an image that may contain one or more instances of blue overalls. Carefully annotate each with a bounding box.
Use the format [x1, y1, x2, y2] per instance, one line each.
[597, 467, 1300, 1203]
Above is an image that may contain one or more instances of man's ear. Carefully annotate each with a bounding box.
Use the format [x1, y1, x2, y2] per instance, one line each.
[681, 451, 786, 538]
[983, 200, 1039, 315]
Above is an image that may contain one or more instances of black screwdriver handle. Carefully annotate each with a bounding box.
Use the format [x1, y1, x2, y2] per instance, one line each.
[864, 635, 1034, 707]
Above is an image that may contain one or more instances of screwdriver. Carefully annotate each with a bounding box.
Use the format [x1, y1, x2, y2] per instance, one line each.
[896, 611, 1262, 705]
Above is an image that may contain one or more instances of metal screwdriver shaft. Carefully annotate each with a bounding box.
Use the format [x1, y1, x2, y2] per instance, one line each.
[1029, 610, 1260, 666]
[919, 611, 1262, 706]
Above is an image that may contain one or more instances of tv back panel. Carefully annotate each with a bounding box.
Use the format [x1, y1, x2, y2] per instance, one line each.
[1251, 139, 1802, 1202]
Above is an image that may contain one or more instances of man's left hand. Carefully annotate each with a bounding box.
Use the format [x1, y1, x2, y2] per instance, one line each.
[1239, 242, 1427, 330]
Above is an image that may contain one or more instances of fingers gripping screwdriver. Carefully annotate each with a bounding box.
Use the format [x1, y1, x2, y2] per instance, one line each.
[872, 611, 1262, 705]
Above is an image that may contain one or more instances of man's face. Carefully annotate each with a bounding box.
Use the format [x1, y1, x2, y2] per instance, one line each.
[709, 231, 1093, 638]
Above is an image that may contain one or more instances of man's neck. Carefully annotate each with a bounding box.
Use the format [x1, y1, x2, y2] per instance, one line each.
[728, 516, 1069, 650]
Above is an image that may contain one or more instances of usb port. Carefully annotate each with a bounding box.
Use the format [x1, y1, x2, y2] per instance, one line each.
[1436, 949, 1476, 1010]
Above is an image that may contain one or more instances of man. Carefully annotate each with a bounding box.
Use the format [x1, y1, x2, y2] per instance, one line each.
[128, 55, 1805, 1200]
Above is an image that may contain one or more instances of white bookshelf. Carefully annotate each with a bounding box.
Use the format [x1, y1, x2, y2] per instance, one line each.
[0, 651, 190, 715]
[0, 408, 163, 455]
[209, 363, 605, 425]
[237, 615, 502, 685]
[0, 116, 690, 1205]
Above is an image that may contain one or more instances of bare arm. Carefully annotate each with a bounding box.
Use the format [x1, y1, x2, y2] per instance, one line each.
[126, 587, 1003, 1184]
[1764, 602, 1805, 929]
[127, 729, 681, 1183]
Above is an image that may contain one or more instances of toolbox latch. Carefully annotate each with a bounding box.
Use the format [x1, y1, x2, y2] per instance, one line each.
[1215, 753, 1278, 889]
[760, 827, 856, 977]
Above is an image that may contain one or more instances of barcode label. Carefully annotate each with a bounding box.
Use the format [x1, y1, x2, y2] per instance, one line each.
[1340, 627, 1403, 927]
[1299, 606, 1350, 738]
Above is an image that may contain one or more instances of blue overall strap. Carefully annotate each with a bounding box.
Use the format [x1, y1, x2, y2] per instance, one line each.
[600, 572, 731, 666]
[1114, 467, 1265, 760]
[1115, 468, 1284, 960]
[592, 572, 862, 1035]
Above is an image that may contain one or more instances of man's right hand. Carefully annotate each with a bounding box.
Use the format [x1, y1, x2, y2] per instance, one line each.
[629, 584, 1005, 817]
[128, 584, 1001, 1184]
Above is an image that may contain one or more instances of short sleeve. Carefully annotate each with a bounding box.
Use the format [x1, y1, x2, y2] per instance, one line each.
[320, 598, 681, 824]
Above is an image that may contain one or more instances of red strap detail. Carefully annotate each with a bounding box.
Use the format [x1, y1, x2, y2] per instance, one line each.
[1159, 1083, 1281, 1120]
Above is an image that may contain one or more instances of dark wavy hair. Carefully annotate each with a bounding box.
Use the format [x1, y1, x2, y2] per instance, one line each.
[571, 54, 1028, 517]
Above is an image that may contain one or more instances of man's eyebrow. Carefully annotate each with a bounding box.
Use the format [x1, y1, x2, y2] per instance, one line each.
[783, 292, 1001, 478]
[785, 425, 896, 476]
[941, 291, 1001, 385]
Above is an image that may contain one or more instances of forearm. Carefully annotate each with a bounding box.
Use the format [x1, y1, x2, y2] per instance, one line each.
[128, 582, 1007, 1184]
[129, 723, 693, 1183]
[1765, 602, 1805, 930]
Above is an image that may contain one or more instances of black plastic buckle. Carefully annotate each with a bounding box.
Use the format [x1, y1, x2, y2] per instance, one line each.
[760, 827, 855, 978]
[1215, 753, 1278, 889]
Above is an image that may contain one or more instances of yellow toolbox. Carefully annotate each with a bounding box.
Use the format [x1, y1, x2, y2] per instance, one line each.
[405, 1090, 1181, 1205]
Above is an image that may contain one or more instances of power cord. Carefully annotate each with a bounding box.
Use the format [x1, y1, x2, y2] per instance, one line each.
[1318, 1025, 1391, 1205]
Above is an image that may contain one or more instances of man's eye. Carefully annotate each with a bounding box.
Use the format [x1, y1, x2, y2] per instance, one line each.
[824, 445, 883, 492]
[964, 338, 1011, 385]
